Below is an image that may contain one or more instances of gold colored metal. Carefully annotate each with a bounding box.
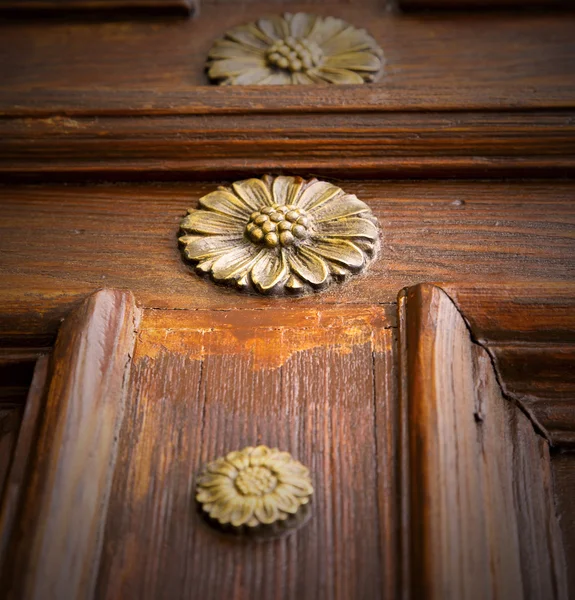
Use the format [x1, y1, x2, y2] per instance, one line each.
[206, 12, 384, 85]
[196, 446, 313, 532]
[179, 175, 380, 296]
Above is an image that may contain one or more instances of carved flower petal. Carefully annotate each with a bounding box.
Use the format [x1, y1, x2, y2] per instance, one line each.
[225, 449, 252, 471]
[277, 478, 314, 496]
[179, 235, 241, 262]
[229, 496, 257, 527]
[291, 71, 315, 85]
[199, 190, 254, 220]
[208, 40, 265, 60]
[296, 180, 342, 211]
[307, 15, 348, 46]
[321, 28, 379, 56]
[257, 16, 290, 41]
[272, 175, 304, 206]
[233, 178, 273, 209]
[309, 239, 365, 271]
[288, 12, 316, 38]
[197, 486, 234, 505]
[226, 24, 272, 49]
[197, 473, 232, 488]
[206, 457, 238, 477]
[250, 251, 289, 293]
[181, 210, 244, 235]
[317, 217, 379, 241]
[211, 245, 264, 283]
[311, 194, 371, 222]
[248, 445, 273, 465]
[271, 490, 300, 514]
[315, 67, 365, 85]
[208, 57, 267, 80]
[256, 71, 293, 85]
[231, 68, 274, 85]
[288, 247, 329, 287]
[254, 495, 280, 525]
[324, 51, 382, 72]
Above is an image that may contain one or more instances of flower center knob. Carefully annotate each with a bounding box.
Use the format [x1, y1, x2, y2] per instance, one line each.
[245, 203, 312, 248]
[266, 37, 324, 72]
[235, 466, 278, 496]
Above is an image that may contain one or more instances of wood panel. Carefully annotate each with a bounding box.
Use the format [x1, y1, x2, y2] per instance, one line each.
[399, 283, 568, 599]
[0, 8, 572, 95]
[95, 305, 398, 600]
[0, 355, 49, 562]
[0, 290, 140, 600]
[552, 452, 575, 599]
[0, 0, 197, 16]
[399, 0, 570, 8]
[1, 181, 573, 346]
[441, 283, 575, 447]
[2, 110, 573, 179]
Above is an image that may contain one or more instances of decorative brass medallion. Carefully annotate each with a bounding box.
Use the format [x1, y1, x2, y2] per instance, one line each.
[196, 446, 313, 534]
[207, 13, 384, 85]
[179, 175, 380, 296]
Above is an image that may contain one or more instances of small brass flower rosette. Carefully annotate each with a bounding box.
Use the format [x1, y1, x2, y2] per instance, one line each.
[179, 175, 380, 296]
[196, 446, 313, 535]
[207, 13, 384, 85]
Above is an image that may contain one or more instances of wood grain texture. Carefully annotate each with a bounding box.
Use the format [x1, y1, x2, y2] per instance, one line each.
[0, 0, 198, 15]
[399, 283, 568, 600]
[0, 354, 48, 566]
[0, 290, 140, 600]
[399, 0, 571, 8]
[96, 305, 398, 600]
[441, 283, 575, 447]
[0, 348, 43, 407]
[552, 452, 575, 599]
[0, 7, 572, 98]
[1, 180, 573, 345]
[0, 408, 23, 498]
[2, 110, 573, 179]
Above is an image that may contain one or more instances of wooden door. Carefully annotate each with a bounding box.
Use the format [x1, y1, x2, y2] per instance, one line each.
[0, 1, 574, 599]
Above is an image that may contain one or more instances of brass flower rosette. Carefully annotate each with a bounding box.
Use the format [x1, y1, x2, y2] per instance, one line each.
[207, 13, 384, 85]
[196, 446, 313, 536]
[179, 175, 380, 296]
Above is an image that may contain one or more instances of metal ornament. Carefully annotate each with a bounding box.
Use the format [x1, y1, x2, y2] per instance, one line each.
[196, 446, 313, 534]
[206, 12, 384, 85]
[179, 175, 380, 296]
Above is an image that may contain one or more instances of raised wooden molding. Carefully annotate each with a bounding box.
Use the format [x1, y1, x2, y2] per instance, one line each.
[440, 282, 575, 447]
[0, 290, 140, 600]
[0, 103, 573, 179]
[0, 0, 198, 15]
[399, 283, 568, 599]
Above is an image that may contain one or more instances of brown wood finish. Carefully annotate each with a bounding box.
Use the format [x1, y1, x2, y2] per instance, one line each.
[552, 452, 575, 599]
[399, 0, 571, 8]
[0, 355, 49, 563]
[2, 110, 573, 179]
[441, 283, 575, 447]
[1, 181, 573, 346]
[0, 0, 198, 15]
[95, 305, 398, 600]
[399, 283, 568, 600]
[0, 290, 140, 600]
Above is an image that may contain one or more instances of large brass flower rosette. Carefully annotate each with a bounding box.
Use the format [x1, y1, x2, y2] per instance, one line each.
[207, 13, 384, 85]
[179, 175, 380, 296]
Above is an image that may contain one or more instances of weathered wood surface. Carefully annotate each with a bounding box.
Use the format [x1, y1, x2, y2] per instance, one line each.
[1, 181, 573, 346]
[95, 305, 398, 600]
[0, 355, 49, 564]
[0, 290, 139, 600]
[2, 110, 573, 179]
[552, 452, 575, 599]
[399, 283, 568, 600]
[0, 0, 197, 15]
[442, 282, 575, 447]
